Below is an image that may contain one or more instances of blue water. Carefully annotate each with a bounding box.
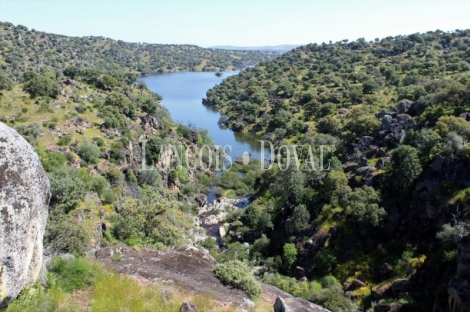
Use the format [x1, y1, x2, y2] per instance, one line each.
[140, 71, 269, 160]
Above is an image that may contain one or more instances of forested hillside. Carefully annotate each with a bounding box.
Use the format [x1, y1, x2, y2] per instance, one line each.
[205, 29, 470, 142]
[0, 21, 277, 80]
[202, 29, 470, 311]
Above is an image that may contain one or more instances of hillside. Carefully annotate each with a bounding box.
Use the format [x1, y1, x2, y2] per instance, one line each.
[201, 29, 470, 311]
[0, 21, 278, 80]
[209, 44, 300, 52]
[205, 29, 470, 141]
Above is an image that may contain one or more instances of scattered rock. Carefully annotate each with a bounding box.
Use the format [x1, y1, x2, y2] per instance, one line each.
[375, 157, 391, 169]
[391, 278, 410, 296]
[273, 296, 329, 312]
[432, 153, 443, 172]
[180, 301, 196, 312]
[356, 166, 377, 176]
[73, 209, 85, 222]
[219, 226, 226, 238]
[374, 302, 403, 312]
[358, 156, 368, 167]
[194, 194, 207, 208]
[397, 99, 413, 114]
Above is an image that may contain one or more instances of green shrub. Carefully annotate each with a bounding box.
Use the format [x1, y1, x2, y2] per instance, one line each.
[320, 275, 338, 288]
[57, 134, 72, 146]
[309, 285, 358, 311]
[436, 223, 459, 249]
[0, 70, 14, 90]
[170, 166, 188, 184]
[44, 212, 89, 255]
[49, 166, 86, 213]
[282, 243, 298, 271]
[15, 123, 42, 145]
[138, 169, 162, 187]
[78, 140, 100, 164]
[251, 234, 270, 257]
[113, 194, 189, 248]
[212, 260, 261, 299]
[40, 151, 66, 172]
[91, 176, 109, 196]
[23, 72, 60, 98]
[181, 183, 197, 196]
[315, 249, 337, 275]
[290, 204, 310, 233]
[101, 189, 117, 204]
[105, 168, 125, 186]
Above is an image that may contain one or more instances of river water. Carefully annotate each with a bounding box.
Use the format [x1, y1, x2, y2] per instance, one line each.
[140, 71, 269, 161]
[141, 71, 261, 240]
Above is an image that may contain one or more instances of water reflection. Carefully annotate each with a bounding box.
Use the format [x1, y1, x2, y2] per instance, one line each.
[140, 71, 270, 159]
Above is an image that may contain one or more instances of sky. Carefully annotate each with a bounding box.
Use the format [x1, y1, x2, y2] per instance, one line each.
[0, 0, 469, 47]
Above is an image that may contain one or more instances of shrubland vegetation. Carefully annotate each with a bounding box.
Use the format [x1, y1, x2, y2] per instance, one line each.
[0, 21, 277, 80]
[0, 22, 281, 310]
[3, 19, 470, 311]
[200, 29, 470, 311]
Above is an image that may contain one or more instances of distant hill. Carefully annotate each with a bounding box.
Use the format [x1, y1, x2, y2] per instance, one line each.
[0, 21, 278, 80]
[209, 44, 300, 52]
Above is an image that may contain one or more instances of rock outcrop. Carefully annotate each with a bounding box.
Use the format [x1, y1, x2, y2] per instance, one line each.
[273, 294, 330, 312]
[0, 122, 50, 307]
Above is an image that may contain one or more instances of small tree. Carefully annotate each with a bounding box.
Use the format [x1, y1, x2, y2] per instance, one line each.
[443, 132, 463, 154]
[23, 73, 60, 98]
[63, 66, 81, 79]
[49, 166, 86, 213]
[349, 186, 386, 227]
[0, 70, 13, 90]
[78, 140, 100, 164]
[383, 145, 422, 193]
[282, 243, 298, 270]
[45, 212, 89, 255]
[290, 204, 310, 233]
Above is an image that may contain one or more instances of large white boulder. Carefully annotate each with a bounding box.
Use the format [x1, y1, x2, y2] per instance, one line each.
[0, 122, 50, 307]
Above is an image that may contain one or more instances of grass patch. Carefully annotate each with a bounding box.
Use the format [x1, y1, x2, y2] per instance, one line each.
[48, 257, 98, 292]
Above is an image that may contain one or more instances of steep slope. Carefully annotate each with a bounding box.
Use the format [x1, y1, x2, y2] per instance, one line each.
[0, 21, 278, 79]
[200, 29, 470, 311]
[204, 30, 470, 142]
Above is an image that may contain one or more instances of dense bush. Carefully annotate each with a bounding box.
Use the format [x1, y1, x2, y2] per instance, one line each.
[290, 204, 310, 233]
[349, 186, 386, 227]
[282, 243, 298, 271]
[22, 71, 60, 98]
[44, 212, 89, 255]
[49, 166, 86, 213]
[315, 249, 337, 275]
[0, 69, 13, 90]
[40, 151, 67, 172]
[212, 260, 261, 299]
[383, 145, 422, 193]
[78, 140, 100, 164]
[112, 192, 189, 248]
[15, 123, 42, 145]
[138, 169, 162, 187]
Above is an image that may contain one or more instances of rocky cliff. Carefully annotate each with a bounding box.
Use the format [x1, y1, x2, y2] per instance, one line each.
[0, 122, 50, 307]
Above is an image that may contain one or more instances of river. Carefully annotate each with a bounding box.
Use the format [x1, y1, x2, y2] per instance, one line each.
[141, 71, 261, 241]
[140, 71, 269, 161]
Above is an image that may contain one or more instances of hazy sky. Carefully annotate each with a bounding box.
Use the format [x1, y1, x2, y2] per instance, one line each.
[0, 0, 469, 47]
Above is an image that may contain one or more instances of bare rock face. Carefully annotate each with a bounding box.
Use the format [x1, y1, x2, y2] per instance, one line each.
[0, 122, 50, 307]
[273, 296, 330, 312]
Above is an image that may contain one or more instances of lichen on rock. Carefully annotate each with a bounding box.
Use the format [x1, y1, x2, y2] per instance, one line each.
[0, 122, 50, 307]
